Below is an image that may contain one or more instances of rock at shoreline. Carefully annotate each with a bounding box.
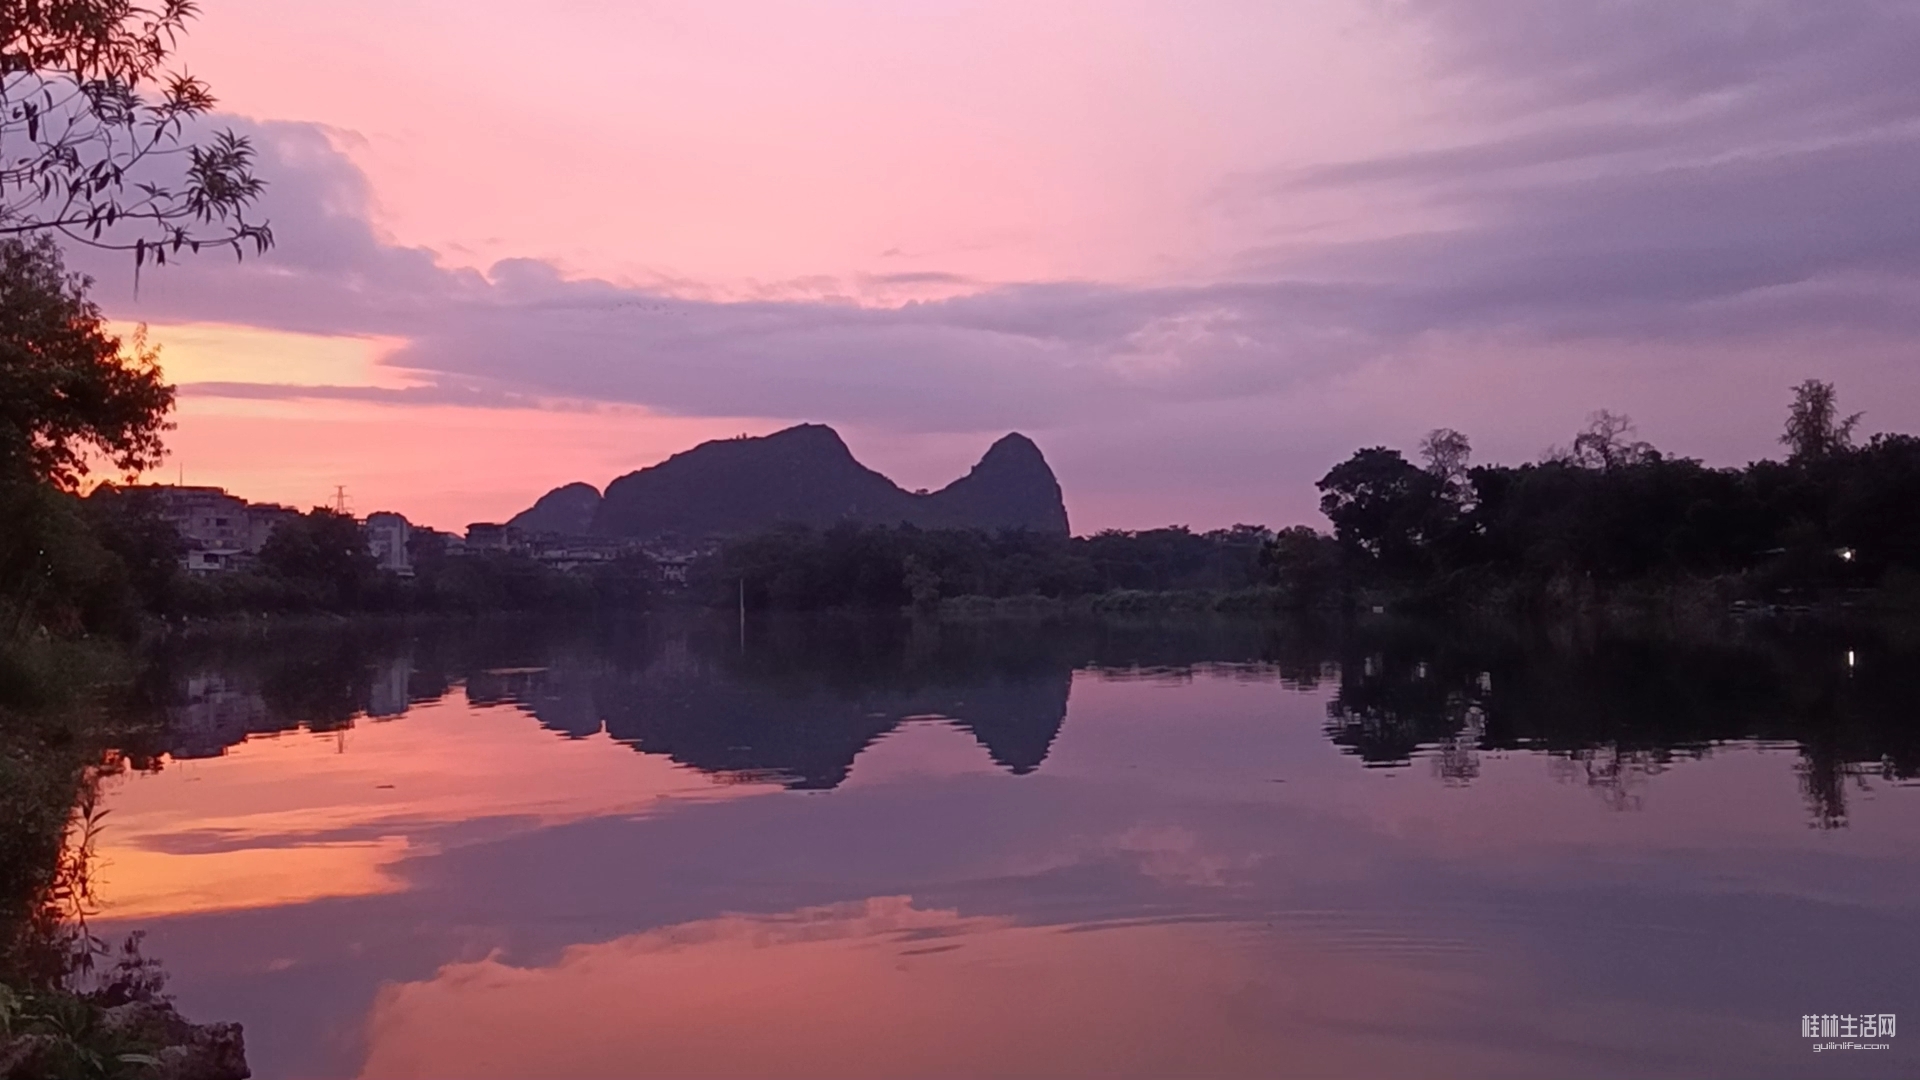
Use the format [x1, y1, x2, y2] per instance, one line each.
[2, 998, 248, 1080]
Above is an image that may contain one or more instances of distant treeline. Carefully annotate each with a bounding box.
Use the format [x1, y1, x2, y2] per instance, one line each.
[690, 522, 1326, 612]
[0, 488, 666, 636]
[5, 382, 1917, 636]
[2, 484, 1306, 629]
[698, 381, 1920, 614]
[1315, 386, 1919, 599]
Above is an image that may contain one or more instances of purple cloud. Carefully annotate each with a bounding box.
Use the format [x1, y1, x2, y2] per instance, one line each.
[75, 1, 1920, 528]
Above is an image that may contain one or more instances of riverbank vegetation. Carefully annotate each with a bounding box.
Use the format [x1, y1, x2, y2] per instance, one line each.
[687, 521, 1326, 613]
[688, 381, 1919, 617]
[0, 628, 247, 1079]
[2, 0, 271, 1072]
[11, 381, 1918, 634]
[1312, 385, 1919, 614]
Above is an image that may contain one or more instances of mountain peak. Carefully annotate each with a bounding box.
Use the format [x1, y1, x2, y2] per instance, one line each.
[988, 431, 1041, 453]
[770, 422, 842, 440]
[923, 432, 1069, 534]
[976, 432, 1048, 470]
[508, 481, 602, 536]
[761, 423, 855, 455]
[515, 425, 1069, 540]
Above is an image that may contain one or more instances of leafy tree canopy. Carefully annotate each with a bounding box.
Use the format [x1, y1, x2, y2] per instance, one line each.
[0, 234, 170, 489]
[258, 508, 377, 607]
[1316, 447, 1448, 569]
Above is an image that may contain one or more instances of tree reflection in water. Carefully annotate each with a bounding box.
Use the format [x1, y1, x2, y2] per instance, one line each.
[1321, 620, 1919, 826]
[128, 612, 1920, 830]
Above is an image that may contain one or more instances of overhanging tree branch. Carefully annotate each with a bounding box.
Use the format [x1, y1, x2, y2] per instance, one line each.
[0, 1, 271, 265]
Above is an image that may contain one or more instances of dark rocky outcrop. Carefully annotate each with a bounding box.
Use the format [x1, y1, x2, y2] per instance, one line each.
[910, 433, 1069, 535]
[507, 481, 601, 536]
[513, 424, 1069, 540]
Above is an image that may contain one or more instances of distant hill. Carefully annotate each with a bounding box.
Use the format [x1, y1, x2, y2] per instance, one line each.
[509, 424, 1069, 539]
[507, 481, 601, 535]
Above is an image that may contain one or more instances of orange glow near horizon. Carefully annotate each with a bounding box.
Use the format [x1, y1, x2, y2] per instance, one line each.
[154, 393, 775, 531]
[115, 322, 420, 390]
[104, 321, 777, 529]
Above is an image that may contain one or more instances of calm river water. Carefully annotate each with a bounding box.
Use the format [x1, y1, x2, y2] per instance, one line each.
[88, 615, 1918, 1078]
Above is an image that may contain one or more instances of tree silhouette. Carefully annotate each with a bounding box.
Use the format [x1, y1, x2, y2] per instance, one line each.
[1418, 428, 1471, 484]
[1781, 379, 1861, 463]
[0, 235, 170, 488]
[1316, 447, 1449, 569]
[1, 0, 270, 264]
[1559, 410, 1658, 471]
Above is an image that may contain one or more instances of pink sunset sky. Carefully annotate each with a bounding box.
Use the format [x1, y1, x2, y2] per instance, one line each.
[77, 0, 1920, 532]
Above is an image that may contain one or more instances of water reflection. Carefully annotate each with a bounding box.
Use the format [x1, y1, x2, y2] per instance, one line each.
[153, 616, 1919, 827]
[82, 615, 1920, 1078]
[158, 619, 1082, 790]
[1321, 623, 1920, 826]
[355, 896, 1526, 1080]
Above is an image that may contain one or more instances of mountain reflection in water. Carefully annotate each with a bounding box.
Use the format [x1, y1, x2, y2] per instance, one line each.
[88, 615, 1920, 1079]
